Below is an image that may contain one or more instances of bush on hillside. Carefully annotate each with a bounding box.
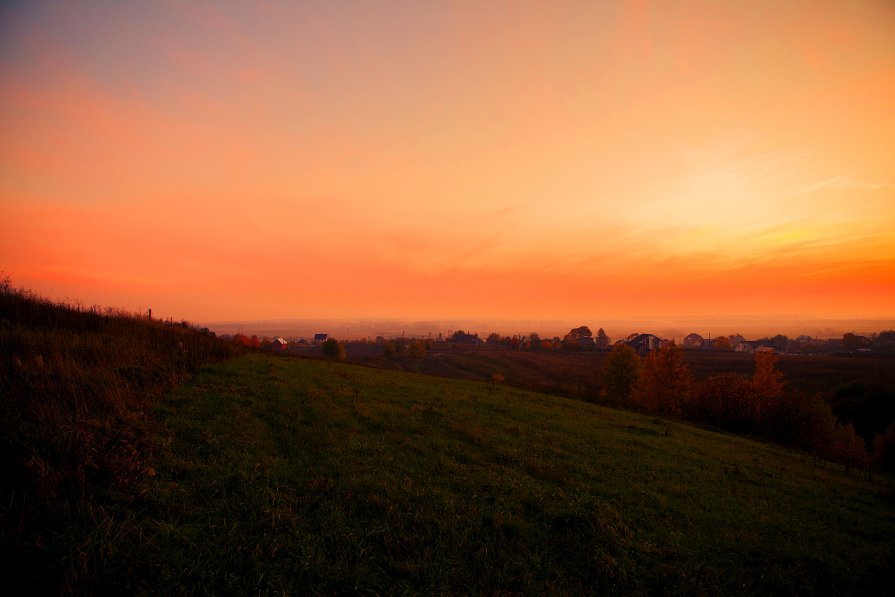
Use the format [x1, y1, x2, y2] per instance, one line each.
[323, 338, 346, 360]
[600, 344, 641, 406]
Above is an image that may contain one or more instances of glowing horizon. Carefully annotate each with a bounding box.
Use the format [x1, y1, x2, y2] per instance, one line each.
[2, 2, 894, 327]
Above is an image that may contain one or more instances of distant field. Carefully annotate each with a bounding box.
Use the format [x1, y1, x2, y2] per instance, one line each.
[346, 344, 895, 401]
[686, 351, 895, 396]
[79, 352, 893, 595]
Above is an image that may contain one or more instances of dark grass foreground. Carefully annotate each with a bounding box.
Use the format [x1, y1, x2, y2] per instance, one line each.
[115, 353, 892, 595]
[0, 279, 239, 594]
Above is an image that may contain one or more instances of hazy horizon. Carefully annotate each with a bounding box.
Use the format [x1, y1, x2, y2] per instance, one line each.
[204, 316, 895, 342]
[3, 2, 893, 323]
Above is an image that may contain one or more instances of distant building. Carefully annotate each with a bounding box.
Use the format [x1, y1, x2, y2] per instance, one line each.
[683, 333, 704, 349]
[272, 337, 288, 350]
[728, 334, 746, 345]
[627, 333, 662, 354]
[450, 331, 482, 345]
[726, 334, 750, 352]
[314, 333, 328, 343]
[755, 346, 776, 354]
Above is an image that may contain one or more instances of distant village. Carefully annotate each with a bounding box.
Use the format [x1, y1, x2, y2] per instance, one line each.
[220, 326, 895, 356]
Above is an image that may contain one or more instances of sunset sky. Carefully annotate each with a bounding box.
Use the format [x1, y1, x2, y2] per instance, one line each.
[2, 1, 894, 333]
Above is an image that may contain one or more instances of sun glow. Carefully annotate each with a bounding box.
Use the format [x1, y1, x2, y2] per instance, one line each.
[2, 1, 893, 328]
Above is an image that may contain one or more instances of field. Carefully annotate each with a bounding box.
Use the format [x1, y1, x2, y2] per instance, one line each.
[63, 352, 894, 595]
[346, 343, 895, 401]
[3, 282, 894, 595]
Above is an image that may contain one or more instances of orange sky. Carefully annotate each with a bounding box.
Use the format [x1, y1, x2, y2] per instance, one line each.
[2, 1, 894, 331]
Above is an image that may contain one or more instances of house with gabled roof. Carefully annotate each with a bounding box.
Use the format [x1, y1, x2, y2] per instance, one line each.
[626, 333, 662, 354]
[683, 333, 704, 349]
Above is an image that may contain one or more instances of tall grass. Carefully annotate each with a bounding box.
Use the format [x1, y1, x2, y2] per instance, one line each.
[0, 278, 239, 593]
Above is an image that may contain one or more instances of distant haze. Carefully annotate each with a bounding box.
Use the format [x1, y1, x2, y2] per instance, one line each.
[206, 317, 895, 342]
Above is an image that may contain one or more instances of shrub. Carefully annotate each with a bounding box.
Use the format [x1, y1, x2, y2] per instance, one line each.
[323, 338, 346, 360]
[688, 373, 754, 432]
[828, 380, 895, 445]
[828, 423, 870, 472]
[872, 422, 895, 472]
[408, 340, 426, 359]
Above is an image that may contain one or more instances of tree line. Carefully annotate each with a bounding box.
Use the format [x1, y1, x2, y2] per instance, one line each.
[600, 342, 895, 473]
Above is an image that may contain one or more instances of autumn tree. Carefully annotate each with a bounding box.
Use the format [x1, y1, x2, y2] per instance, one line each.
[529, 332, 541, 351]
[408, 340, 426, 359]
[765, 390, 837, 457]
[828, 380, 895, 446]
[772, 334, 790, 352]
[600, 343, 641, 406]
[562, 325, 592, 350]
[828, 423, 869, 473]
[689, 373, 754, 431]
[711, 336, 732, 351]
[752, 351, 784, 427]
[322, 338, 346, 360]
[872, 330, 895, 353]
[633, 342, 691, 416]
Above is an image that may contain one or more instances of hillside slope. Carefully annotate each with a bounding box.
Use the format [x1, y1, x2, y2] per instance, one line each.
[97, 352, 893, 595]
[0, 280, 239, 594]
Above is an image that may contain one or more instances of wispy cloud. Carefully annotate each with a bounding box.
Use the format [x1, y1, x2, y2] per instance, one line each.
[782, 176, 893, 198]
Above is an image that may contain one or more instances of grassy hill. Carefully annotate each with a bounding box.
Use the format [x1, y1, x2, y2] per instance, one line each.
[2, 281, 893, 594]
[81, 352, 893, 595]
[0, 280, 238, 594]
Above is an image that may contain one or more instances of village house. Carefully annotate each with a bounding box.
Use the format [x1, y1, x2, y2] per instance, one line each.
[272, 337, 288, 350]
[627, 333, 662, 354]
[683, 333, 704, 349]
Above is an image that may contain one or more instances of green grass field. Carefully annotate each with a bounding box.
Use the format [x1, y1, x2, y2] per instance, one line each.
[79, 352, 893, 595]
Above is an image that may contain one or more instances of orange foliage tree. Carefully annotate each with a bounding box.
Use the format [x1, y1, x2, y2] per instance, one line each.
[752, 351, 784, 427]
[633, 342, 691, 416]
[828, 423, 870, 473]
[688, 372, 754, 431]
[600, 343, 641, 406]
[408, 340, 426, 359]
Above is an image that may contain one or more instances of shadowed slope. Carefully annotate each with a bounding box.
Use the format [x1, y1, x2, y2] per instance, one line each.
[114, 352, 895, 595]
